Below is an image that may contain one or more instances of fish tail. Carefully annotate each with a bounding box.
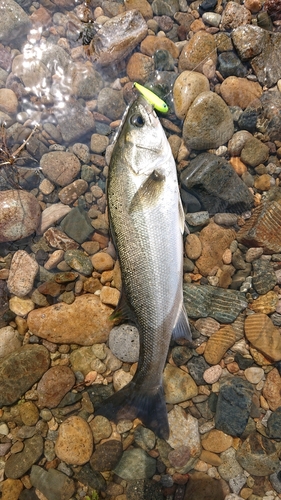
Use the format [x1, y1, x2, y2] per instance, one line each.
[95, 381, 169, 439]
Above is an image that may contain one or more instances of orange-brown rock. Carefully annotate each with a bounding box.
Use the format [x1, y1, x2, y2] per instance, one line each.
[201, 429, 233, 453]
[27, 294, 113, 345]
[126, 52, 154, 84]
[179, 31, 217, 73]
[220, 76, 262, 109]
[55, 416, 93, 465]
[245, 313, 281, 361]
[203, 326, 236, 364]
[229, 157, 247, 176]
[249, 291, 278, 314]
[262, 368, 281, 410]
[140, 35, 179, 58]
[196, 223, 236, 276]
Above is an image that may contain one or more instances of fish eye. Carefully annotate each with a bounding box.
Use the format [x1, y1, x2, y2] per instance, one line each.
[130, 114, 145, 128]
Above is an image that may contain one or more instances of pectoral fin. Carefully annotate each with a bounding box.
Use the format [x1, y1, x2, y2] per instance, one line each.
[129, 170, 165, 213]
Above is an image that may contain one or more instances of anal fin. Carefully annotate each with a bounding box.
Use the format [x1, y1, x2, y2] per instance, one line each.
[172, 305, 192, 343]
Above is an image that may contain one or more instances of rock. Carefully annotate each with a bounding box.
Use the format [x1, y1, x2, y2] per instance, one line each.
[114, 447, 156, 480]
[179, 31, 217, 73]
[163, 364, 198, 404]
[55, 416, 93, 465]
[0, 0, 31, 44]
[141, 35, 179, 59]
[202, 429, 233, 453]
[19, 402, 39, 426]
[71, 63, 103, 100]
[43, 227, 79, 251]
[91, 252, 114, 272]
[240, 137, 269, 167]
[7, 250, 39, 297]
[183, 284, 247, 322]
[60, 206, 93, 244]
[0, 190, 41, 243]
[1, 478, 23, 500]
[30, 465, 75, 500]
[40, 151, 81, 187]
[220, 77, 262, 110]
[58, 179, 88, 205]
[90, 10, 147, 65]
[217, 52, 247, 79]
[90, 415, 112, 444]
[266, 407, 281, 440]
[0, 88, 18, 114]
[37, 203, 71, 235]
[250, 290, 278, 314]
[167, 407, 201, 472]
[37, 366, 75, 408]
[232, 25, 266, 60]
[97, 88, 126, 121]
[9, 296, 35, 317]
[187, 356, 210, 385]
[252, 259, 276, 294]
[236, 432, 280, 476]
[100, 285, 120, 307]
[215, 377, 254, 436]
[228, 130, 253, 156]
[134, 426, 155, 452]
[56, 99, 95, 144]
[195, 222, 235, 276]
[237, 201, 281, 254]
[245, 311, 281, 361]
[74, 463, 106, 492]
[203, 365, 222, 384]
[263, 368, 281, 411]
[182, 91, 234, 150]
[0, 344, 49, 406]
[202, 12, 221, 27]
[90, 439, 123, 472]
[109, 324, 140, 362]
[244, 367, 264, 384]
[260, 91, 281, 142]
[180, 153, 253, 215]
[0, 326, 21, 359]
[126, 479, 164, 500]
[185, 233, 202, 260]
[27, 294, 113, 345]
[127, 52, 154, 84]
[5, 435, 43, 479]
[218, 448, 244, 481]
[183, 471, 224, 500]
[173, 71, 210, 120]
[64, 249, 93, 275]
[204, 326, 236, 364]
[220, 1, 251, 29]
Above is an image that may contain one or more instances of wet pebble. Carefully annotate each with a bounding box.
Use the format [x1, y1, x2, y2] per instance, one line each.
[109, 324, 140, 362]
[97, 88, 126, 121]
[7, 250, 38, 297]
[40, 151, 81, 187]
[220, 1, 251, 29]
[179, 31, 217, 73]
[37, 365, 75, 408]
[203, 365, 222, 384]
[5, 435, 43, 479]
[263, 368, 281, 411]
[60, 206, 94, 244]
[27, 294, 112, 345]
[183, 471, 224, 500]
[0, 326, 21, 358]
[220, 77, 262, 110]
[204, 326, 236, 365]
[64, 249, 93, 275]
[173, 70, 209, 120]
[201, 429, 233, 454]
[90, 439, 123, 472]
[240, 137, 269, 167]
[0, 190, 41, 243]
[245, 313, 281, 361]
[19, 401, 39, 426]
[0, 0, 31, 43]
[168, 406, 201, 470]
[55, 415, 93, 465]
[236, 432, 280, 476]
[30, 465, 75, 500]
[127, 52, 154, 83]
[114, 447, 156, 480]
[90, 415, 112, 443]
[163, 364, 198, 403]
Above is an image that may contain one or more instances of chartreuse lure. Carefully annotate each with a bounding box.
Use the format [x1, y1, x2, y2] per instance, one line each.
[134, 82, 169, 113]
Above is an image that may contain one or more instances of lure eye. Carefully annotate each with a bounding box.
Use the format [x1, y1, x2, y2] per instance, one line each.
[130, 114, 145, 127]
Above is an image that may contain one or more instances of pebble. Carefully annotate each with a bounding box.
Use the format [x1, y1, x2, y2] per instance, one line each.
[236, 432, 280, 476]
[9, 296, 35, 316]
[183, 91, 234, 150]
[91, 252, 114, 272]
[218, 448, 244, 481]
[263, 368, 281, 411]
[64, 249, 93, 275]
[0, 326, 21, 358]
[203, 365, 222, 384]
[201, 429, 233, 454]
[178, 31, 217, 73]
[109, 324, 140, 362]
[19, 402, 39, 426]
[55, 415, 93, 465]
[240, 137, 269, 167]
[90, 439, 123, 472]
[58, 179, 88, 204]
[0, 190, 41, 243]
[97, 88, 126, 121]
[7, 250, 38, 297]
[1, 478, 23, 500]
[185, 233, 202, 260]
[196, 223, 235, 276]
[141, 35, 179, 59]
[0, 88, 18, 114]
[167, 407, 201, 471]
[220, 1, 251, 30]
[90, 415, 112, 443]
[163, 364, 198, 403]
[40, 151, 81, 187]
[114, 447, 156, 480]
[30, 465, 75, 500]
[183, 471, 224, 500]
[220, 77, 262, 110]
[0, 344, 49, 406]
[173, 70, 210, 120]
[215, 377, 254, 437]
[36, 366, 75, 408]
[37, 203, 71, 235]
[60, 206, 94, 244]
[5, 435, 43, 479]
[100, 285, 120, 307]
[204, 326, 236, 364]
[245, 312, 281, 362]
[27, 294, 113, 345]
[0, 0, 31, 43]
[267, 407, 281, 439]
[127, 52, 154, 83]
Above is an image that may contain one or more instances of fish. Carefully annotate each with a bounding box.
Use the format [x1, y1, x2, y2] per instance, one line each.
[95, 95, 192, 439]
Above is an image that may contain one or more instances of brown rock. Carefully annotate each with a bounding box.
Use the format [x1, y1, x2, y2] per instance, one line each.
[19, 401, 39, 426]
[37, 366, 75, 408]
[240, 137, 269, 167]
[204, 326, 236, 364]
[249, 291, 278, 314]
[0, 89, 18, 114]
[185, 234, 202, 260]
[237, 201, 281, 254]
[254, 174, 271, 191]
[126, 52, 154, 84]
[196, 223, 235, 276]
[1, 478, 23, 500]
[0, 190, 41, 243]
[58, 179, 88, 204]
[220, 1, 251, 29]
[43, 227, 79, 251]
[178, 32, 217, 73]
[55, 416, 93, 465]
[140, 35, 179, 59]
[90, 439, 123, 471]
[199, 450, 222, 466]
[40, 151, 81, 187]
[245, 313, 281, 362]
[100, 286, 120, 307]
[91, 252, 115, 272]
[229, 157, 247, 176]
[220, 77, 262, 109]
[263, 368, 281, 410]
[27, 294, 113, 345]
[125, 0, 153, 19]
[173, 70, 210, 120]
[7, 250, 39, 297]
[201, 429, 233, 453]
[183, 471, 224, 500]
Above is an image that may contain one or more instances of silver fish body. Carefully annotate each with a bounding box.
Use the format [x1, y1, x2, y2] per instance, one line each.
[96, 96, 191, 438]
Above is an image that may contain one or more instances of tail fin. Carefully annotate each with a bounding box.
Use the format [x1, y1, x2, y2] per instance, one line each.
[95, 380, 169, 440]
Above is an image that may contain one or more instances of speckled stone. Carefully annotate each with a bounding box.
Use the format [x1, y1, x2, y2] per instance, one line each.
[40, 151, 81, 187]
[167, 407, 201, 472]
[30, 465, 75, 500]
[114, 447, 156, 480]
[55, 416, 93, 465]
[0, 326, 21, 359]
[64, 249, 93, 275]
[218, 448, 244, 482]
[7, 250, 39, 297]
[236, 432, 280, 476]
[109, 324, 140, 363]
[37, 366, 75, 408]
[5, 435, 43, 479]
[179, 31, 217, 73]
[220, 1, 251, 30]
[173, 70, 210, 120]
[90, 440, 123, 472]
[240, 137, 269, 167]
[163, 364, 198, 404]
[0, 190, 41, 243]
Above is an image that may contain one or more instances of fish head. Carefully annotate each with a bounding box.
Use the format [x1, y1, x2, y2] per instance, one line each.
[119, 95, 171, 177]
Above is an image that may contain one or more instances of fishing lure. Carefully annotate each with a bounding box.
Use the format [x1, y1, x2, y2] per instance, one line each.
[134, 82, 169, 113]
